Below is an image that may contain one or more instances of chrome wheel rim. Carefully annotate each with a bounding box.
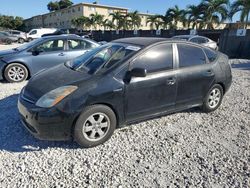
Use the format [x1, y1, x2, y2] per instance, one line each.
[82, 113, 110, 141]
[8, 66, 25, 82]
[208, 88, 221, 109]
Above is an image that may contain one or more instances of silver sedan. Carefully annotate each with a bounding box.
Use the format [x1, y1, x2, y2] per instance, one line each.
[172, 35, 218, 50]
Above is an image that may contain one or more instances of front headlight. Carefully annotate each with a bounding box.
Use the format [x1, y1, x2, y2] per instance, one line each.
[36, 86, 78, 108]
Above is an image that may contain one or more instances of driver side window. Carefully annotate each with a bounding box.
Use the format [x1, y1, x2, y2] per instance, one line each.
[131, 43, 173, 73]
[34, 39, 65, 52]
[29, 30, 37, 35]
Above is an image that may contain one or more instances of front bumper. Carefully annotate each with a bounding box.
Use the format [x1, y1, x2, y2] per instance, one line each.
[18, 96, 78, 141]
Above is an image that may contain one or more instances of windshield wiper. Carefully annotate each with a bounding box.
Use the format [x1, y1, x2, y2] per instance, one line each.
[12, 48, 19, 51]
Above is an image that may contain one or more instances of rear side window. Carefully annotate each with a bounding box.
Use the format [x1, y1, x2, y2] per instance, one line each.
[190, 37, 208, 44]
[203, 48, 217, 62]
[131, 43, 173, 73]
[177, 44, 206, 68]
[68, 39, 94, 50]
[13, 31, 20, 35]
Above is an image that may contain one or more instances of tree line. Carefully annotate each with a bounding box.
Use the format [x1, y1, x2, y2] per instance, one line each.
[0, 15, 24, 30]
[47, 0, 73, 12]
[71, 0, 250, 30]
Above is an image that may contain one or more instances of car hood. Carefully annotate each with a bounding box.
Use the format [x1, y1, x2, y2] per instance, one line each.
[0, 49, 19, 59]
[23, 63, 93, 101]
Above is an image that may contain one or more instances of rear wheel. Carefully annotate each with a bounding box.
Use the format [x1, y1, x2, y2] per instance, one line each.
[4, 63, 28, 83]
[18, 38, 25, 44]
[74, 105, 116, 148]
[6, 39, 12, 45]
[202, 84, 223, 112]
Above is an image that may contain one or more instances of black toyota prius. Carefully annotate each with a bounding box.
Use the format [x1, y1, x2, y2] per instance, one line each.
[18, 37, 232, 147]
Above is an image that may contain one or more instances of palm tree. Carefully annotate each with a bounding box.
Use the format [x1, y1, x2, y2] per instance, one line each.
[127, 11, 141, 30]
[166, 5, 186, 29]
[186, 4, 205, 29]
[71, 16, 90, 29]
[146, 15, 163, 30]
[89, 13, 104, 30]
[230, 0, 250, 29]
[110, 12, 126, 30]
[102, 18, 115, 30]
[201, 0, 229, 29]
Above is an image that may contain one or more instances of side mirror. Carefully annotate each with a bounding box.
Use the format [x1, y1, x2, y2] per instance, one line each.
[31, 48, 44, 56]
[130, 68, 147, 77]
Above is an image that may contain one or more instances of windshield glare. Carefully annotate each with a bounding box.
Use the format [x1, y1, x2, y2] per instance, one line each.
[68, 43, 140, 73]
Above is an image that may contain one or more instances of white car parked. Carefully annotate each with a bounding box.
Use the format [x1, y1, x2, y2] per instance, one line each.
[27, 28, 57, 41]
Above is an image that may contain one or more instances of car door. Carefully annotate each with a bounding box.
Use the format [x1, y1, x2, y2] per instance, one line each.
[125, 43, 177, 122]
[175, 43, 215, 108]
[65, 39, 97, 61]
[29, 38, 68, 73]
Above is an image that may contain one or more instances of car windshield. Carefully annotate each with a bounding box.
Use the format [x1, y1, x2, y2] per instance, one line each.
[66, 43, 141, 74]
[14, 38, 44, 51]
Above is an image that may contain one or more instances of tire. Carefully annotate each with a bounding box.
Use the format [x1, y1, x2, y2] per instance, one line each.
[4, 63, 29, 83]
[201, 84, 223, 113]
[74, 105, 117, 148]
[6, 39, 12, 45]
[18, 38, 25, 44]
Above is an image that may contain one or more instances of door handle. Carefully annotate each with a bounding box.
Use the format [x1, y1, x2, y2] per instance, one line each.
[58, 52, 65, 56]
[166, 77, 176, 85]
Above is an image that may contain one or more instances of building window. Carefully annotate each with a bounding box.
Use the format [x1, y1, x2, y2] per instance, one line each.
[78, 7, 81, 11]
[68, 10, 71, 13]
[88, 6, 96, 11]
[72, 8, 75, 13]
[108, 9, 113, 14]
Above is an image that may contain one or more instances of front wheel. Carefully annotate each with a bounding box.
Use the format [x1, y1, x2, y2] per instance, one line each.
[4, 63, 28, 83]
[201, 84, 223, 112]
[74, 105, 117, 148]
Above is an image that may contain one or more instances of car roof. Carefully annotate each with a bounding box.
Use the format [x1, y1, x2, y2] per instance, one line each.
[41, 34, 100, 45]
[42, 34, 80, 39]
[173, 35, 208, 39]
[113, 37, 170, 47]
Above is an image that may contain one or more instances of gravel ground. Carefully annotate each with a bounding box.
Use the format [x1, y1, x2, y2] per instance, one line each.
[0, 59, 249, 187]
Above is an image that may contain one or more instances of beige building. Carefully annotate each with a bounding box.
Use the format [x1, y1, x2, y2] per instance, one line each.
[24, 2, 129, 31]
[24, 2, 233, 31]
[138, 13, 154, 30]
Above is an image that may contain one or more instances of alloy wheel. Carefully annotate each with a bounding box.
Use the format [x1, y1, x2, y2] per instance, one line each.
[82, 113, 110, 142]
[208, 88, 221, 109]
[7, 66, 25, 82]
